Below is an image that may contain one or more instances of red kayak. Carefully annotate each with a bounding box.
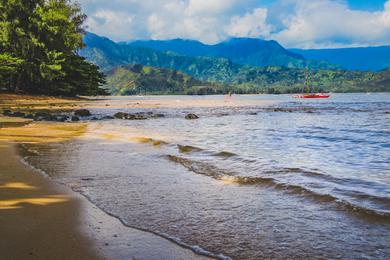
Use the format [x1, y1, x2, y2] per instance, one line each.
[294, 93, 330, 98]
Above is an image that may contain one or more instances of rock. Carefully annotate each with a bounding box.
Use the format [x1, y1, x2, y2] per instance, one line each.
[33, 111, 55, 121]
[56, 115, 69, 122]
[113, 112, 127, 119]
[11, 111, 25, 117]
[185, 113, 199, 120]
[24, 114, 34, 119]
[71, 116, 80, 122]
[152, 113, 165, 118]
[2, 109, 12, 116]
[74, 109, 91, 117]
[133, 114, 147, 120]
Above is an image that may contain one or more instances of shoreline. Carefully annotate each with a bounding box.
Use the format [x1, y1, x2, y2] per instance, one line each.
[0, 141, 211, 259]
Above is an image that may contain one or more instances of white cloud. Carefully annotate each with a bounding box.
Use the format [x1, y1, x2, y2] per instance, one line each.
[226, 8, 272, 38]
[273, 0, 390, 48]
[79, 0, 390, 48]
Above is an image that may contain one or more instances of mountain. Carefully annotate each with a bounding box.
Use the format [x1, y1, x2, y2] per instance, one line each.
[290, 46, 390, 71]
[81, 33, 389, 94]
[105, 64, 211, 95]
[128, 38, 334, 69]
[80, 32, 242, 82]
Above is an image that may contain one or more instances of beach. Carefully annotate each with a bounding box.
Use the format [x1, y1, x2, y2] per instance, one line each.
[1, 93, 390, 259]
[0, 94, 210, 260]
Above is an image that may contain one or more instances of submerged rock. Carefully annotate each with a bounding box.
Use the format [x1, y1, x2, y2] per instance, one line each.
[185, 113, 199, 120]
[74, 109, 91, 117]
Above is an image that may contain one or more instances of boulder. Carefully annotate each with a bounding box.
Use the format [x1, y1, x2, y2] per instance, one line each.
[71, 116, 80, 122]
[56, 115, 69, 122]
[2, 109, 12, 116]
[11, 111, 25, 117]
[33, 111, 55, 121]
[185, 113, 199, 120]
[113, 112, 128, 119]
[74, 109, 91, 117]
[152, 113, 165, 118]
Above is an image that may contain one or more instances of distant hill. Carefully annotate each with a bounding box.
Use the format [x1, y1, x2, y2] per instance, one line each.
[290, 46, 390, 71]
[105, 64, 212, 95]
[128, 38, 334, 69]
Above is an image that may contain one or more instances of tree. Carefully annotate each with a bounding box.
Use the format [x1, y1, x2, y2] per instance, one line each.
[0, 0, 106, 95]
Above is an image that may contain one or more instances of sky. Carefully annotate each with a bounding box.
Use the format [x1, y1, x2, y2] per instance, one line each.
[79, 0, 390, 49]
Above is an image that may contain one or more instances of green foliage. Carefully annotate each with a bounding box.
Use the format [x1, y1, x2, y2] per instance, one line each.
[0, 0, 105, 96]
[105, 64, 206, 95]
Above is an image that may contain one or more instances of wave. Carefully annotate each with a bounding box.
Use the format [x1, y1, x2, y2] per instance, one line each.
[166, 155, 390, 220]
[18, 145, 230, 260]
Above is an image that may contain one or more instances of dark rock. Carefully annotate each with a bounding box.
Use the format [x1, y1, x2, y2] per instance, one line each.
[71, 116, 80, 122]
[74, 109, 91, 117]
[33, 111, 55, 121]
[185, 113, 199, 120]
[2, 109, 12, 116]
[133, 114, 147, 120]
[153, 113, 165, 118]
[24, 114, 34, 119]
[12, 111, 25, 117]
[81, 177, 94, 181]
[113, 112, 128, 119]
[56, 115, 69, 122]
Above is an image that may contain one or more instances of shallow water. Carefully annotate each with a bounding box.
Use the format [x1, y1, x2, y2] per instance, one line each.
[22, 93, 390, 259]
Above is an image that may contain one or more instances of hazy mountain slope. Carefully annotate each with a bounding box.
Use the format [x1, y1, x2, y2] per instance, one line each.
[290, 46, 390, 71]
[80, 32, 242, 82]
[128, 37, 334, 69]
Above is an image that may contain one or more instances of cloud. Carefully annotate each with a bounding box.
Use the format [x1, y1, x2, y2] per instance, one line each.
[79, 0, 390, 48]
[273, 0, 390, 48]
[226, 8, 272, 38]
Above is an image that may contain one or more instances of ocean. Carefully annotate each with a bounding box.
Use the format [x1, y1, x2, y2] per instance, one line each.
[21, 93, 390, 259]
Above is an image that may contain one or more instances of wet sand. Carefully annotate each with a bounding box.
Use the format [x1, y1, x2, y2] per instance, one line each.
[0, 142, 210, 259]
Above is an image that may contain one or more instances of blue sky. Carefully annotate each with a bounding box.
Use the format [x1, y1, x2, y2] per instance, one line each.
[79, 0, 390, 48]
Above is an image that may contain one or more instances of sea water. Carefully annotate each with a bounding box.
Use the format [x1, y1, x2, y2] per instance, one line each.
[22, 93, 390, 259]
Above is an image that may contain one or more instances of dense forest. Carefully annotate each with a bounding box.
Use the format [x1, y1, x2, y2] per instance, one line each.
[0, 0, 106, 96]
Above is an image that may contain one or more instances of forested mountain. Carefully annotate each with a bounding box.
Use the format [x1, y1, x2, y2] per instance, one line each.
[105, 64, 209, 95]
[127, 38, 335, 69]
[290, 46, 390, 71]
[83, 33, 390, 95]
[0, 0, 105, 96]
